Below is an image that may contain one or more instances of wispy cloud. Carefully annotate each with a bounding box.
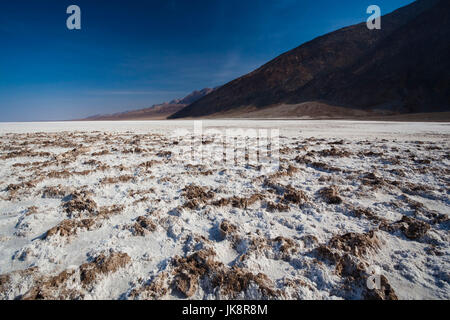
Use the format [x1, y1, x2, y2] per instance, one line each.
[88, 90, 186, 96]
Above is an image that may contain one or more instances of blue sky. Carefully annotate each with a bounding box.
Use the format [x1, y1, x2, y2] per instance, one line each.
[0, 0, 414, 121]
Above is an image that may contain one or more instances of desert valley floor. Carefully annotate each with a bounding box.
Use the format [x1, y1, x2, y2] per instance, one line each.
[0, 120, 449, 300]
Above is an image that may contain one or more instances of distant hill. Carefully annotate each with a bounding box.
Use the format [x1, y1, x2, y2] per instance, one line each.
[170, 0, 449, 119]
[81, 88, 215, 120]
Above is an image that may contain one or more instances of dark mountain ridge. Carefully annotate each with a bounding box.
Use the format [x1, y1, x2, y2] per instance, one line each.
[170, 0, 449, 119]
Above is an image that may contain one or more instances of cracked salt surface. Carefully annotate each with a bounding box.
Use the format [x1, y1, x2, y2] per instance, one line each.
[0, 120, 448, 300]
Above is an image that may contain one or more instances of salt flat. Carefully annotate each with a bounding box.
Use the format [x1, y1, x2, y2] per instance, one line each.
[0, 120, 448, 300]
[1, 120, 449, 138]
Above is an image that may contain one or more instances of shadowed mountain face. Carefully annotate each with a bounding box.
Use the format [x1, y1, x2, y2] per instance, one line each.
[82, 88, 214, 120]
[170, 0, 449, 119]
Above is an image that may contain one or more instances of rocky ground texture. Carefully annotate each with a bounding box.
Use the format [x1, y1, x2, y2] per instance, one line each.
[0, 121, 448, 300]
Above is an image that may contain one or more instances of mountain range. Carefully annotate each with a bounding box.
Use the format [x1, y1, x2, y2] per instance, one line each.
[170, 0, 449, 119]
[82, 88, 214, 120]
[83, 0, 449, 121]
